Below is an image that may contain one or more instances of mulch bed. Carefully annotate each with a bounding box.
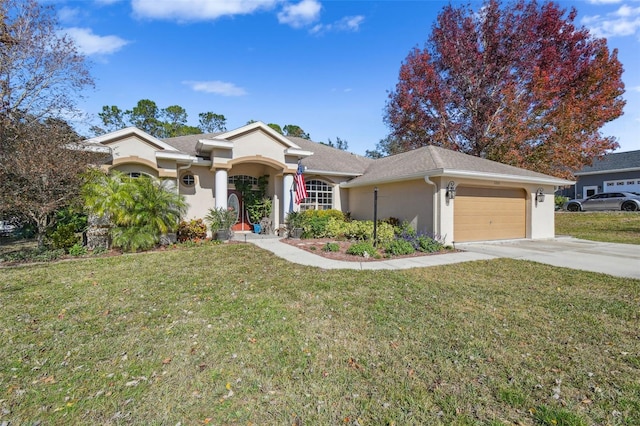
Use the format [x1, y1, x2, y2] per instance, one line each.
[280, 237, 453, 262]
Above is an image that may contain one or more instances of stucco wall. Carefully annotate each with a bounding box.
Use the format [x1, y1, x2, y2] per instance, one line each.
[347, 179, 434, 234]
[528, 184, 556, 239]
[108, 136, 159, 164]
[180, 166, 215, 221]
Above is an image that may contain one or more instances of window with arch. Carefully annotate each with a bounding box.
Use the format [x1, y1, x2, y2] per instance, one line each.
[301, 179, 333, 211]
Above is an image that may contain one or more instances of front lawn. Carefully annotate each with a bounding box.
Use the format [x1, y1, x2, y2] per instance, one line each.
[1, 243, 638, 425]
[556, 211, 640, 244]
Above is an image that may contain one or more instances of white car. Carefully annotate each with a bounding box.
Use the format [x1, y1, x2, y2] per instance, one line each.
[0, 221, 17, 236]
[563, 192, 640, 212]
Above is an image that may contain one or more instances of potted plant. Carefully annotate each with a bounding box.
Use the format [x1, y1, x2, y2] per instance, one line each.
[286, 211, 304, 239]
[205, 207, 237, 240]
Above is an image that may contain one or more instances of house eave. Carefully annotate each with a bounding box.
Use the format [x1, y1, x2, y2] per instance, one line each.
[285, 148, 313, 157]
[196, 139, 234, 153]
[305, 169, 363, 178]
[428, 169, 574, 186]
[341, 169, 573, 188]
[156, 152, 199, 162]
[574, 167, 640, 176]
[341, 171, 429, 188]
[67, 142, 112, 154]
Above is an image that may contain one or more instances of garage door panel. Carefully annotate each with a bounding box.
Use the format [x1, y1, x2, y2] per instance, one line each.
[454, 187, 526, 242]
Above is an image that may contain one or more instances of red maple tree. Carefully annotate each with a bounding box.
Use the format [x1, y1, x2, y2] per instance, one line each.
[384, 0, 625, 178]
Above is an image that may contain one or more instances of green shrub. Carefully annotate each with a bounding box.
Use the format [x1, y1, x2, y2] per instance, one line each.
[325, 217, 394, 245]
[300, 209, 344, 238]
[555, 195, 569, 210]
[384, 239, 415, 255]
[322, 242, 340, 252]
[177, 218, 208, 241]
[383, 217, 401, 227]
[68, 243, 88, 257]
[47, 222, 81, 250]
[1, 247, 67, 264]
[346, 241, 377, 257]
[416, 235, 444, 253]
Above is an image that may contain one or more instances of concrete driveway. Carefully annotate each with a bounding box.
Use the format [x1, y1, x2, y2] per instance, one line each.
[455, 237, 640, 280]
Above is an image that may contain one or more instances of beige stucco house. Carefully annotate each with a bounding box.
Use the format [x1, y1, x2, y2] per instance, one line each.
[87, 121, 573, 244]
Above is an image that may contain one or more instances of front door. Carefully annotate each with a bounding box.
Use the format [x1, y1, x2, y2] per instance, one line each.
[228, 191, 252, 231]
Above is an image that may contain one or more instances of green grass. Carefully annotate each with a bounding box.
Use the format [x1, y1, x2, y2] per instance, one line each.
[1, 243, 639, 425]
[556, 211, 640, 244]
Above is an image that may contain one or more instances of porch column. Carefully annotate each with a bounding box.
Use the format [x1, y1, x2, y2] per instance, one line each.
[215, 169, 228, 209]
[283, 173, 294, 216]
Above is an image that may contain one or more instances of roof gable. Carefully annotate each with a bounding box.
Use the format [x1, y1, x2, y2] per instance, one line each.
[218, 121, 303, 150]
[86, 127, 179, 152]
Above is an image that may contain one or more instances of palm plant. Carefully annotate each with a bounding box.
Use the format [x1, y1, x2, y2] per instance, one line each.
[83, 171, 187, 251]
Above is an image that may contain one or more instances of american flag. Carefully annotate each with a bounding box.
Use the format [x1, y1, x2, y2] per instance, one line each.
[294, 162, 308, 204]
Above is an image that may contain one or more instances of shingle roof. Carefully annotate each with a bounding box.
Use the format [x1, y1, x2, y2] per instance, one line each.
[575, 150, 640, 175]
[161, 130, 568, 185]
[290, 137, 374, 175]
[163, 132, 223, 156]
[346, 145, 568, 186]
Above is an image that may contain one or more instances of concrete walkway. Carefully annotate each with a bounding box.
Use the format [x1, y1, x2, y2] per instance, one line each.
[235, 233, 640, 279]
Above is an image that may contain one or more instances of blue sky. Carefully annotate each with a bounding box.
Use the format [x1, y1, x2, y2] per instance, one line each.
[57, 0, 640, 156]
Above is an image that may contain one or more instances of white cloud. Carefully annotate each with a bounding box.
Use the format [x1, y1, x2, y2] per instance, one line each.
[183, 80, 247, 96]
[310, 15, 365, 34]
[587, 0, 623, 4]
[582, 4, 640, 38]
[277, 0, 322, 28]
[57, 7, 81, 24]
[132, 0, 279, 21]
[62, 27, 129, 56]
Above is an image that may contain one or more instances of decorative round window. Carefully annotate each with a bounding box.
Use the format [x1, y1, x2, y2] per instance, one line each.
[181, 173, 195, 187]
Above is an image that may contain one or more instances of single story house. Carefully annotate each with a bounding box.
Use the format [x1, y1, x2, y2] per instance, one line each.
[569, 150, 640, 199]
[86, 121, 573, 244]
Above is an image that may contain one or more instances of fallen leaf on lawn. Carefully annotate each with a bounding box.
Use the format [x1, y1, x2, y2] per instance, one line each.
[162, 357, 172, 365]
[41, 376, 56, 384]
[248, 337, 256, 344]
[347, 357, 362, 370]
[225, 382, 232, 390]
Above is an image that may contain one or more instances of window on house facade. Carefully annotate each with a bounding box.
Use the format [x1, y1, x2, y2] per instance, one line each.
[228, 175, 258, 188]
[128, 172, 141, 178]
[181, 173, 195, 187]
[300, 179, 333, 211]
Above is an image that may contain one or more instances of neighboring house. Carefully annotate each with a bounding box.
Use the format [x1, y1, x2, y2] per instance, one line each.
[571, 150, 640, 198]
[86, 121, 572, 244]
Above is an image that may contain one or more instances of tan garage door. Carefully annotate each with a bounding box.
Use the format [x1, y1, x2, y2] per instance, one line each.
[454, 187, 526, 242]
